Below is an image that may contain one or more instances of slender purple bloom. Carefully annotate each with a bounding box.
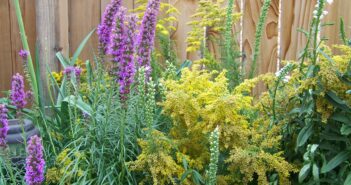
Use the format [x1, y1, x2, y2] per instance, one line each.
[19, 49, 29, 60]
[97, 0, 122, 55]
[0, 104, 8, 147]
[11, 73, 27, 110]
[119, 15, 137, 100]
[25, 135, 45, 185]
[136, 0, 161, 77]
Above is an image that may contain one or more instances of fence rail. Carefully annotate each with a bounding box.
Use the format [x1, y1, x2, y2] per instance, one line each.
[1, 0, 351, 95]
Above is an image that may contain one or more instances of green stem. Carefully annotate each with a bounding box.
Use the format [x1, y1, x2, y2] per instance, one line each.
[249, 0, 271, 79]
[13, 0, 39, 105]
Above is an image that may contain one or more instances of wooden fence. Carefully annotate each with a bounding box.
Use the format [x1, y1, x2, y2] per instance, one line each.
[1, 0, 351, 95]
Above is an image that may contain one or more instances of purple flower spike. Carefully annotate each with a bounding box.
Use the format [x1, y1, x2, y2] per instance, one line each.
[136, 0, 161, 77]
[97, 0, 122, 55]
[108, 7, 138, 101]
[0, 104, 9, 147]
[11, 73, 27, 110]
[118, 15, 137, 100]
[25, 135, 45, 185]
[19, 49, 29, 60]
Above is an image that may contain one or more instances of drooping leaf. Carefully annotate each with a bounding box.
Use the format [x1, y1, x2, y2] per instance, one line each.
[299, 163, 311, 183]
[321, 151, 351, 173]
[297, 124, 313, 147]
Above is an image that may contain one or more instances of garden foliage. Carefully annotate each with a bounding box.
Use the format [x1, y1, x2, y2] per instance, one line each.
[0, 0, 350, 184]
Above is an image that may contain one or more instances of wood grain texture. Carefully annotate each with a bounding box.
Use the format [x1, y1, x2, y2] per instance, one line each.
[69, 0, 101, 61]
[242, 0, 279, 75]
[171, 0, 199, 62]
[322, 0, 351, 49]
[56, 0, 69, 59]
[36, 0, 59, 104]
[280, 0, 317, 61]
[0, 0, 13, 95]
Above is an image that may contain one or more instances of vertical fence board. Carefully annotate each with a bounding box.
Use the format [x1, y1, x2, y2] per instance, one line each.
[9, 0, 36, 75]
[69, 0, 101, 61]
[172, 0, 199, 62]
[322, 0, 351, 50]
[56, 0, 69, 59]
[280, 0, 316, 61]
[242, 0, 279, 76]
[0, 0, 13, 95]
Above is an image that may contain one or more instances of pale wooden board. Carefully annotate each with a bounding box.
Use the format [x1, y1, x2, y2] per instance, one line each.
[171, 0, 199, 62]
[9, 0, 36, 74]
[69, 0, 101, 61]
[0, 0, 14, 95]
[280, 0, 317, 61]
[322, 0, 351, 49]
[55, 0, 70, 60]
[242, 0, 279, 75]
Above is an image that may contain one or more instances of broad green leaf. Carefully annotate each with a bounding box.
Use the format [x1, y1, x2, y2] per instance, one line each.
[63, 95, 93, 116]
[341, 124, 351, 136]
[71, 29, 96, 66]
[56, 52, 70, 68]
[344, 172, 351, 185]
[325, 91, 351, 112]
[321, 151, 351, 173]
[86, 60, 93, 87]
[299, 163, 311, 183]
[331, 112, 351, 124]
[297, 124, 313, 147]
[312, 164, 319, 182]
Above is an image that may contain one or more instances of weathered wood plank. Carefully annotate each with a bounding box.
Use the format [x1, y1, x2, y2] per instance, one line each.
[322, 0, 351, 49]
[55, 0, 69, 59]
[0, 0, 14, 95]
[171, 0, 199, 62]
[280, 0, 317, 61]
[242, 0, 279, 75]
[69, 0, 101, 61]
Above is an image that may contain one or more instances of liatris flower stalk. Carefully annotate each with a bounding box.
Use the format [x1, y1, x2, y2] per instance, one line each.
[109, 8, 138, 100]
[0, 105, 9, 147]
[25, 135, 45, 185]
[136, 0, 161, 77]
[11, 73, 27, 110]
[19, 49, 29, 60]
[206, 126, 220, 185]
[118, 15, 137, 100]
[97, 0, 122, 55]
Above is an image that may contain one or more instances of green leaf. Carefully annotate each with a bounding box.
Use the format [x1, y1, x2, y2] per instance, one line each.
[297, 124, 313, 147]
[321, 151, 351, 173]
[63, 95, 93, 116]
[312, 164, 319, 182]
[56, 52, 70, 68]
[341, 124, 351, 136]
[299, 163, 311, 183]
[325, 91, 351, 112]
[70, 29, 95, 66]
[86, 60, 93, 87]
[180, 170, 192, 182]
[344, 172, 351, 185]
[331, 112, 351, 124]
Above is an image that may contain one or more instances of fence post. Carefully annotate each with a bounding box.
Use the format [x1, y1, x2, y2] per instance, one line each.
[35, 0, 59, 106]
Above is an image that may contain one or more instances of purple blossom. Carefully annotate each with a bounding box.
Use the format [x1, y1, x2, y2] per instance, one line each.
[109, 8, 138, 100]
[97, 0, 122, 55]
[19, 49, 29, 60]
[0, 104, 8, 147]
[63, 66, 82, 83]
[25, 135, 45, 185]
[136, 0, 161, 77]
[118, 15, 137, 100]
[11, 73, 27, 110]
